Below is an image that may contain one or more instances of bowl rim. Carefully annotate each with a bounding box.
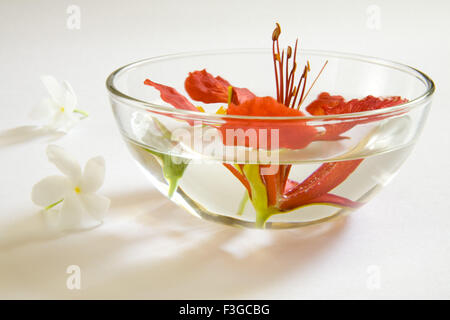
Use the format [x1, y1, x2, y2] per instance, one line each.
[106, 48, 435, 120]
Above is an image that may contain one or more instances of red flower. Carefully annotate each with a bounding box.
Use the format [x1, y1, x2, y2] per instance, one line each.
[142, 23, 408, 227]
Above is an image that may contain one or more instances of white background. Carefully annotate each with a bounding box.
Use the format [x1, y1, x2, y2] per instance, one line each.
[0, 0, 449, 299]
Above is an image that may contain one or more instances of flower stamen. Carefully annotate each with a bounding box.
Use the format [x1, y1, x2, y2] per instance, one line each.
[44, 199, 63, 210]
[271, 23, 327, 110]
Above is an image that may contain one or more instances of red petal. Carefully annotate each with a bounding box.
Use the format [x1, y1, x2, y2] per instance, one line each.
[284, 178, 300, 193]
[297, 193, 362, 209]
[306, 92, 347, 115]
[184, 69, 256, 105]
[260, 165, 281, 207]
[222, 96, 317, 150]
[227, 96, 305, 117]
[279, 159, 363, 211]
[231, 87, 256, 105]
[306, 92, 408, 140]
[184, 70, 229, 103]
[144, 79, 198, 111]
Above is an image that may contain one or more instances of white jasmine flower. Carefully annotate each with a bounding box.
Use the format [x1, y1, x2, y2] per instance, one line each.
[30, 75, 88, 132]
[32, 145, 110, 230]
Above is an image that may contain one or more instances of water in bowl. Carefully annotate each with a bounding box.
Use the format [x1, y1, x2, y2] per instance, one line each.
[124, 121, 412, 229]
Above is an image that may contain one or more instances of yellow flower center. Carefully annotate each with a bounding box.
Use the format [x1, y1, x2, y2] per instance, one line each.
[74, 186, 81, 193]
[60, 107, 65, 112]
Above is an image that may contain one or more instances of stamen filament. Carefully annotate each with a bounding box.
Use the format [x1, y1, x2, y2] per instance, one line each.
[44, 199, 63, 210]
[299, 60, 328, 106]
[279, 49, 285, 104]
[272, 41, 280, 100]
[297, 67, 308, 109]
[73, 109, 89, 118]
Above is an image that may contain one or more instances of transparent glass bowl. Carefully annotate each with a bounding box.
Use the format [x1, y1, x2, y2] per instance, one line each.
[106, 49, 434, 229]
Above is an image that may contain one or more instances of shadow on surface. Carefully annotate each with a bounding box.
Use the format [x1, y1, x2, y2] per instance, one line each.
[0, 126, 64, 147]
[0, 188, 349, 299]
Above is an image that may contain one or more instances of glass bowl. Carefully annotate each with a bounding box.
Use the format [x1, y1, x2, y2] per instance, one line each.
[106, 49, 434, 229]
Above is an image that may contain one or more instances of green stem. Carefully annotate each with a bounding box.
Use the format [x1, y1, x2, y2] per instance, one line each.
[73, 109, 89, 118]
[143, 148, 188, 199]
[242, 164, 278, 228]
[44, 199, 63, 210]
[141, 118, 190, 198]
[167, 175, 181, 198]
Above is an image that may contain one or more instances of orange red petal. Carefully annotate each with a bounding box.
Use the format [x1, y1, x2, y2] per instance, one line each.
[144, 79, 198, 111]
[279, 159, 363, 211]
[184, 69, 230, 103]
[222, 96, 317, 150]
[306, 92, 408, 140]
[185, 69, 256, 105]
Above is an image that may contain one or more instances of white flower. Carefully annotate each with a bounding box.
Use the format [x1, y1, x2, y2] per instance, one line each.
[32, 145, 110, 230]
[30, 75, 87, 132]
